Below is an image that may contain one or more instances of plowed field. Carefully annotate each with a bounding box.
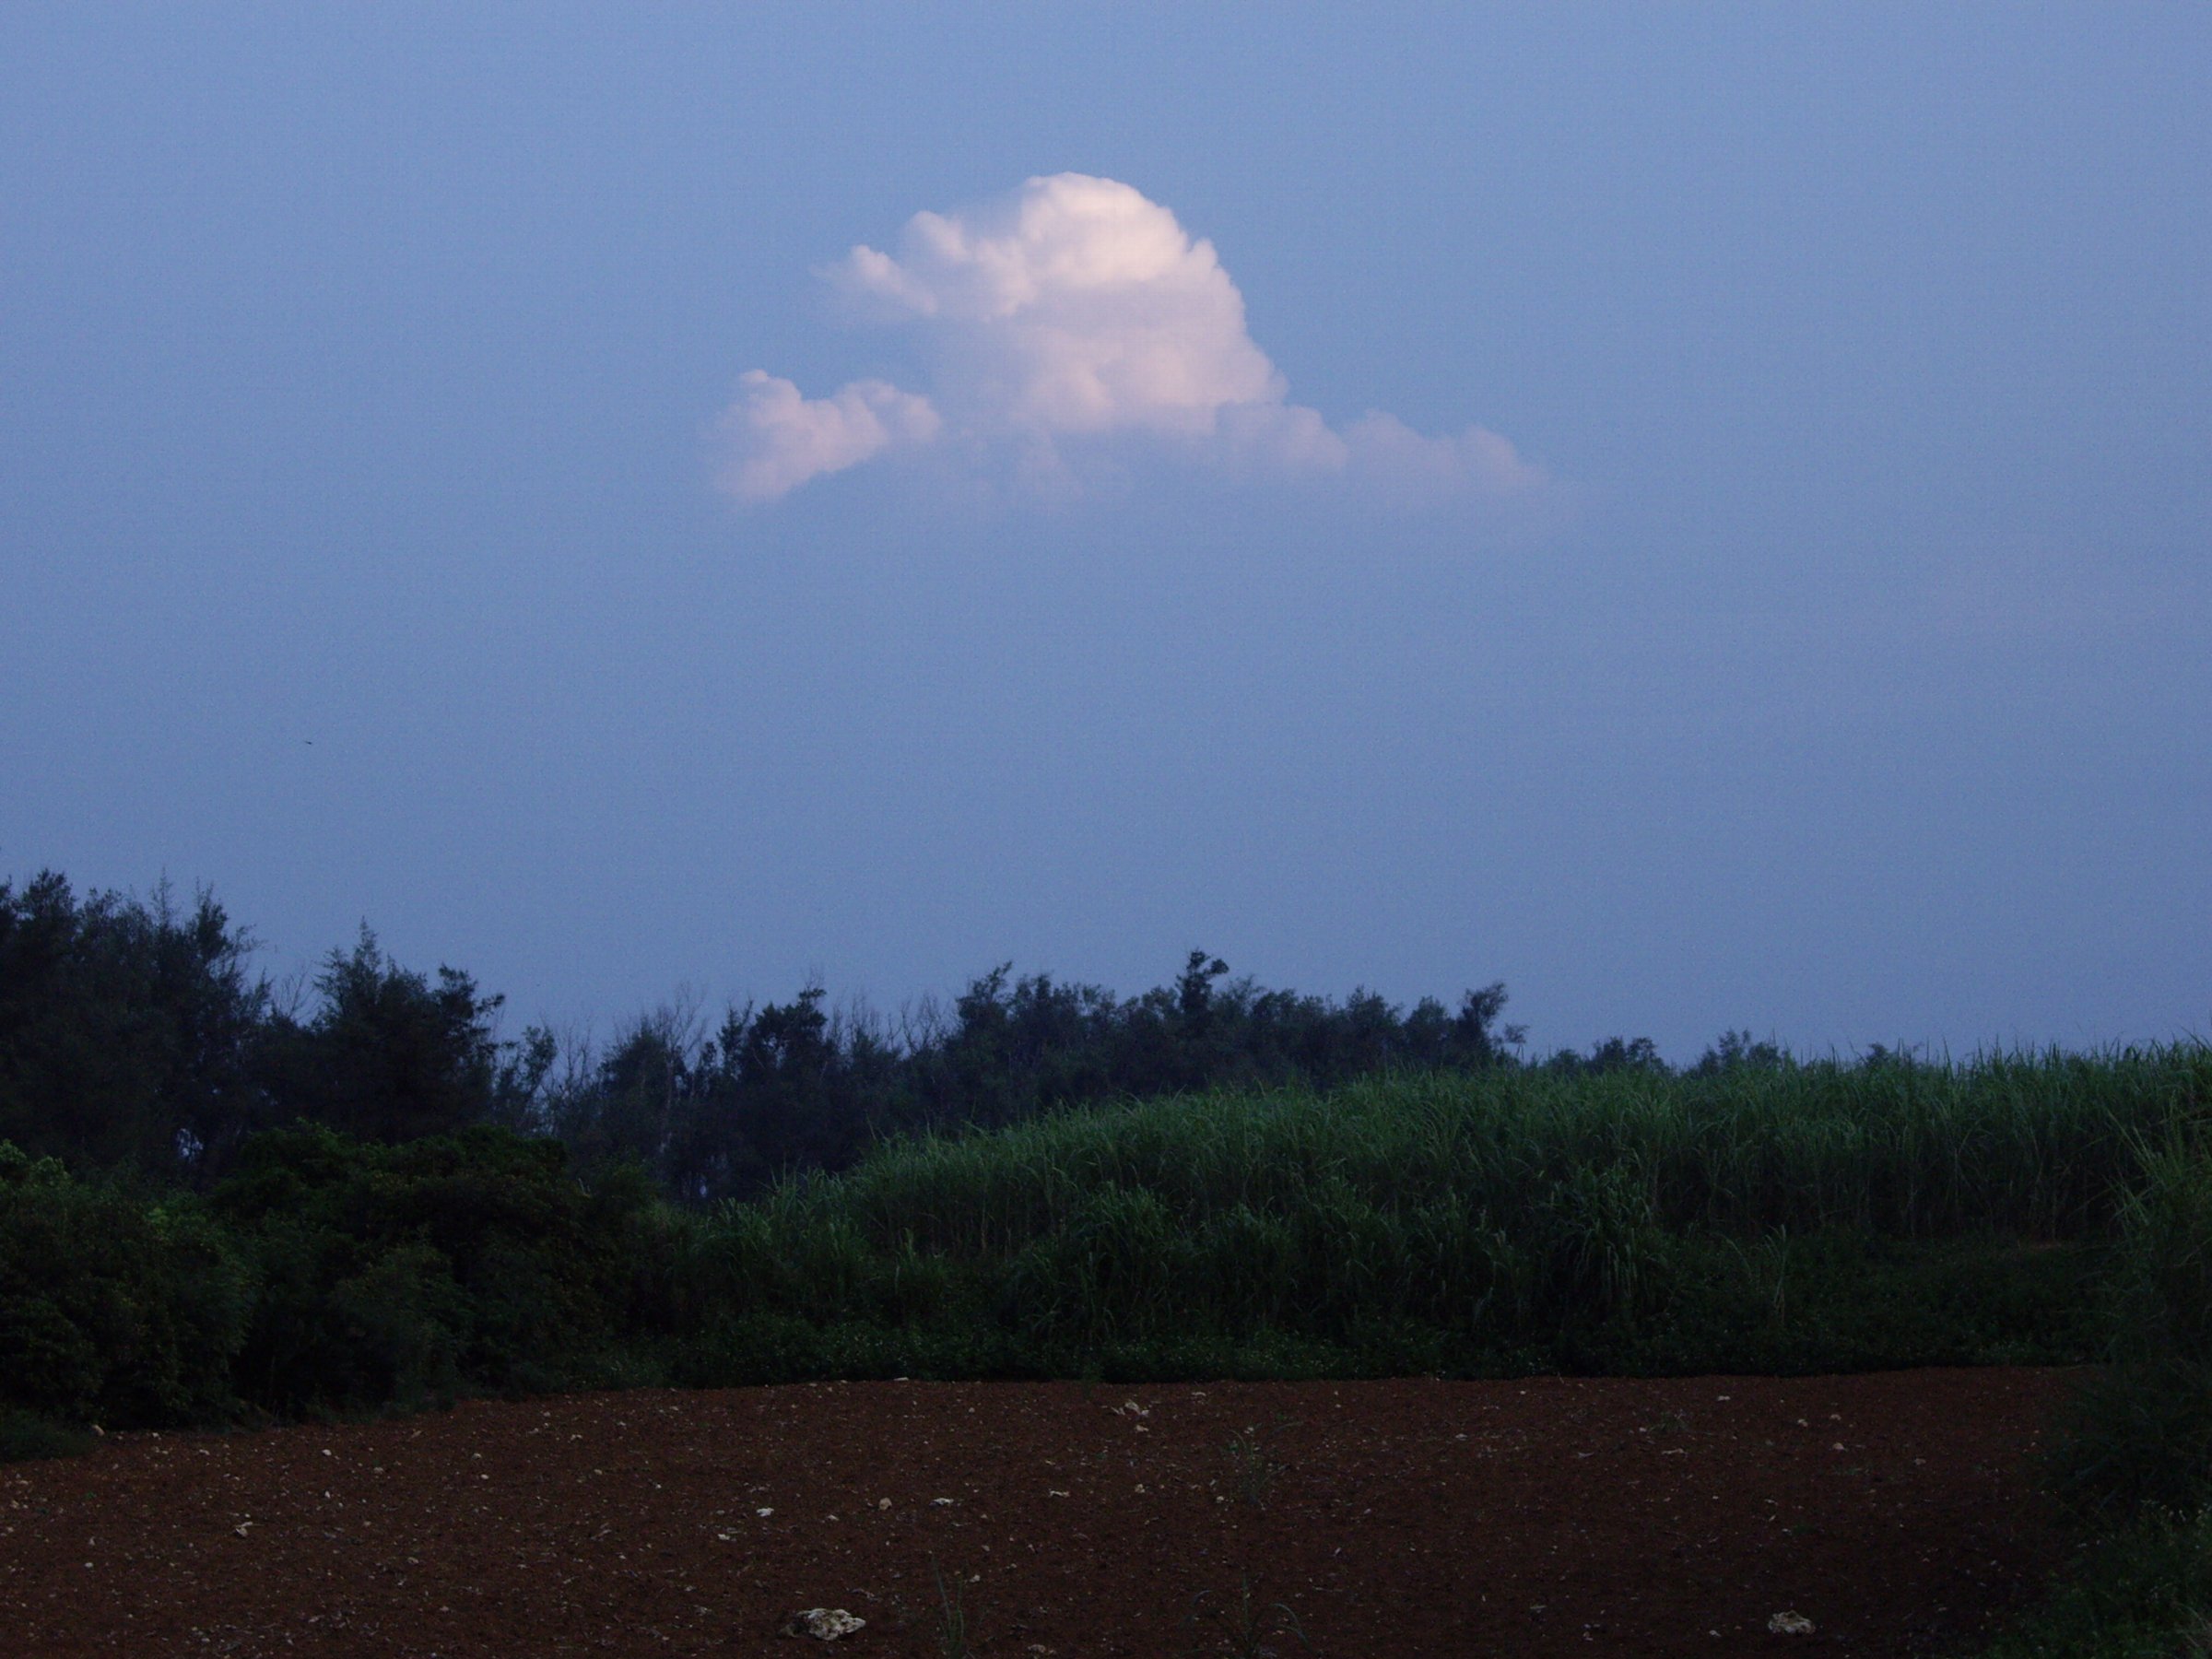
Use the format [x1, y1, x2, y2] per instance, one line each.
[1, 1368, 2078, 1657]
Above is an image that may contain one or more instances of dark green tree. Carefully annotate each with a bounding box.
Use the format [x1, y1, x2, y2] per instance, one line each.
[257, 928, 505, 1143]
[1688, 1030, 1785, 1077]
[0, 872, 267, 1179]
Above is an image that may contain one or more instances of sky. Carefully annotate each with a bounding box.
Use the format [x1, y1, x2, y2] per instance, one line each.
[2, 4, 2206, 1064]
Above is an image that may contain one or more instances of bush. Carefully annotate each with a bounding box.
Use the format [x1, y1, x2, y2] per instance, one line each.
[0, 1407, 95, 1463]
[0, 1141, 253, 1427]
[2043, 1134, 2212, 1523]
[1978, 1508, 2212, 1658]
[212, 1124, 659, 1412]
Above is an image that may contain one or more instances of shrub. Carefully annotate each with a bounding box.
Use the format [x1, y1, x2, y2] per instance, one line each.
[2043, 1133, 2212, 1523]
[1978, 1508, 2212, 1658]
[0, 1141, 253, 1427]
[0, 1407, 95, 1463]
[211, 1124, 656, 1412]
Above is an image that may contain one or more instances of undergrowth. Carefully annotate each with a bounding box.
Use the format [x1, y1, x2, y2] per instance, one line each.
[1974, 1123, 2212, 1656]
[5, 1044, 2206, 1448]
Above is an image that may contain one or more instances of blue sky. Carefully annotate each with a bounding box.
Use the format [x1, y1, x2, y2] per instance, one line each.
[3, 5, 2206, 1061]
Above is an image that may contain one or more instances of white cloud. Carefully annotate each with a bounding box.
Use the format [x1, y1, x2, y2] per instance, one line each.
[718, 173, 1541, 504]
[1340, 413, 1546, 496]
[713, 371, 939, 503]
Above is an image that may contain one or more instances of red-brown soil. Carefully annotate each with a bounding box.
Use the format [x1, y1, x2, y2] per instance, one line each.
[2, 1368, 2079, 1658]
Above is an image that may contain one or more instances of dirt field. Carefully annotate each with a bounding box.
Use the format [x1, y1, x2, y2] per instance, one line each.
[1, 1368, 2078, 1657]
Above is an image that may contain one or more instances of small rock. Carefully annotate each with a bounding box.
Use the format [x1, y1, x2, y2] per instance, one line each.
[782, 1607, 865, 1640]
[1769, 1611, 1816, 1635]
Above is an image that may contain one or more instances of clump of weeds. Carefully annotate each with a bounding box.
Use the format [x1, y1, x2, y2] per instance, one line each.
[1223, 1415, 1300, 1509]
[1644, 1408, 1692, 1441]
[1186, 1573, 1312, 1657]
[0, 1408, 94, 1464]
[924, 1556, 979, 1658]
[893, 1566, 982, 1654]
[1724, 1226, 1794, 1330]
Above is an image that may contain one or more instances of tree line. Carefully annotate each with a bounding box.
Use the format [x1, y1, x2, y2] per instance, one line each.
[0, 870, 1772, 1202]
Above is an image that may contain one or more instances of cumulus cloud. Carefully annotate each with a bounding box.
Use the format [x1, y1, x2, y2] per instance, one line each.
[718, 173, 1541, 503]
[714, 371, 940, 503]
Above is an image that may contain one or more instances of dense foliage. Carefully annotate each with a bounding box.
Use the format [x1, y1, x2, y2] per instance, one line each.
[3, 1045, 2205, 1434]
[2041, 1128, 2212, 1523]
[0, 874, 524, 1184]
[0, 873, 1539, 1201]
[207, 1125, 668, 1411]
[0, 872, 269, 1179]
[0, 1140, 249, 1429]
[538, 960, 1530, 1204]
[1972, 1124, 2212, 1657]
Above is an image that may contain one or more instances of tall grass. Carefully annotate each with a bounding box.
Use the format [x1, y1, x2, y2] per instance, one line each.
[2044, 1120, 2212, 1522]
[838, 1045, 2201, 1247]
[8, 1043, 2203, 1446]
[676, 1044, 2207, 1373]
[1977, 1119, 2212, 1657]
